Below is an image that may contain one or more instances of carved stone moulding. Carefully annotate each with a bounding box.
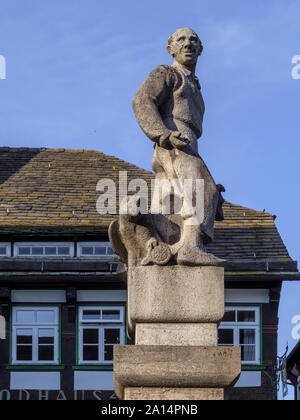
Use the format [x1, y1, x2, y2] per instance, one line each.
[114, 345, 241, 400]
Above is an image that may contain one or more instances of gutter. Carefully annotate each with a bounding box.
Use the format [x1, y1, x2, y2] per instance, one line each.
[225, 272, 300, 281]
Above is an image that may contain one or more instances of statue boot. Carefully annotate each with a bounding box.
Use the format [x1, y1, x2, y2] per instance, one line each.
[176, 224, 225, 266]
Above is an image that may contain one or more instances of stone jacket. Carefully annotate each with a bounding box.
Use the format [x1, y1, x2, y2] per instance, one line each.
[132, 63, 205, 146]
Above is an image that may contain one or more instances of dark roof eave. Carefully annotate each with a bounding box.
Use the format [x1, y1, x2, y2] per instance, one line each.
[225, 272, 300, 282]
[0, 258, 298, 274]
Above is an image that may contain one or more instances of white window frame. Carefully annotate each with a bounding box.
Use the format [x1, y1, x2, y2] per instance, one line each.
[13, 242, 74, 258]
[0, 242, 11, 257]
[218, 306, 260, 365]
[78, 305, 125, 365]
[12, 306, 59, 365]
[78, 306, 124, 323]
[77, 242, 116, 259]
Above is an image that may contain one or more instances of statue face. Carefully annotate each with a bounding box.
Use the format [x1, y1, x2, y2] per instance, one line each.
[169, 28, 201, 67]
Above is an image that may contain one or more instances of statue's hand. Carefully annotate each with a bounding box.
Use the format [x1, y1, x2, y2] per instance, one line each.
[169, 131, 190, 150]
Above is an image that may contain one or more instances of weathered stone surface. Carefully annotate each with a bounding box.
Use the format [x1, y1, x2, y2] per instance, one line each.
[109, 197, 225, 268]
[128, 265, 224, 333]
[109, 28, 226, 268]
[124, 387, 224, 401]
[110, 28, 242, 402]
[114, 345, 241, 400]
[135, 323, 217, 346]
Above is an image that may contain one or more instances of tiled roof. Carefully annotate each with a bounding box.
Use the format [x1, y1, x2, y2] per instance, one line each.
[0, 147, 153, 230]
[0, 147, 292, 262]
[207, 203, 291, 261]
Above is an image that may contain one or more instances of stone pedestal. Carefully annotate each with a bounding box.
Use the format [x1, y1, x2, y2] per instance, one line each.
[124, 388, 224, 401]
[114, 266, 241, 400]
[127, 266, 224, 334]
[136, 323, 217, 346]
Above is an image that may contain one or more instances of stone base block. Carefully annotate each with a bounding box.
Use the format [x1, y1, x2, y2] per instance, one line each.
[124, 387, 224, 400]
[114, 345, 241, 400]
[128, 266, 224, 334]
[135, 323, 217, 346]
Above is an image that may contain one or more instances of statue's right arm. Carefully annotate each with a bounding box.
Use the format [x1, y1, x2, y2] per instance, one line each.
[132, 65, 174, 147]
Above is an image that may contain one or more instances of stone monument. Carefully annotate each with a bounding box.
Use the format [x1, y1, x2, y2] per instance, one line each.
[109, 27, 241, 400]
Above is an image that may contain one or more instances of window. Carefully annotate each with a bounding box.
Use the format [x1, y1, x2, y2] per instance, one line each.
[14, 243, 74, 257]
[77, 242, 116, 258]
[78, 306, 124, 364]
[0, 243, 10, 257]
[12, 307, 59, 364]
[218, 306, 260, 364]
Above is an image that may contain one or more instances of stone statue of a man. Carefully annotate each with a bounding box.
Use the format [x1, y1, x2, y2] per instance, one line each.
[132, 28, 224, 265]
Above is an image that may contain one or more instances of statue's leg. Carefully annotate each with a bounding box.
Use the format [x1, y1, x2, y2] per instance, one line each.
[151, 146, 181, 215]
[151, 145, 224, 266]
[173, 152, 220, 238]
[172, 152, 224, 266]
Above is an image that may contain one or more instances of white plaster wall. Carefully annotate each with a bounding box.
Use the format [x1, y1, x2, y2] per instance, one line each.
[74, 371, 114, 390]
[10, 372, 61, 390]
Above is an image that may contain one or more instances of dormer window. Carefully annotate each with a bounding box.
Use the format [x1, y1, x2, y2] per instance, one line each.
[14, 243, 74, 258]
[0, 243, 11, 257]
[77, 242, 116, 258]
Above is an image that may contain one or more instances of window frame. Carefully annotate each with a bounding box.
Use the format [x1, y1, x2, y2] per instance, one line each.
[78, 306, 124, 324]
[78, 305, 125, 365]
[218, 305, 261, 365]
[77, 242, 116, 259]
[11, 306, 60, 365]
[13, 242, 74, 258]
[0, 242, 11, 257]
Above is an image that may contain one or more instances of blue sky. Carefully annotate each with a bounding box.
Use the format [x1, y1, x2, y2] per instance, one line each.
[0, 0, 300, 399]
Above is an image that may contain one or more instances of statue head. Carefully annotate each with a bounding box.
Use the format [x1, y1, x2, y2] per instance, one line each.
[167, 28, 203, 68]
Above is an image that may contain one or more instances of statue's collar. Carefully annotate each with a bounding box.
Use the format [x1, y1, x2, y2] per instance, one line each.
[172, 62, 193, 77]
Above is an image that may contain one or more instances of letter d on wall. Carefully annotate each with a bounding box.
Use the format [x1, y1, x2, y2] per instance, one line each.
[0, 315, 5, 339]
